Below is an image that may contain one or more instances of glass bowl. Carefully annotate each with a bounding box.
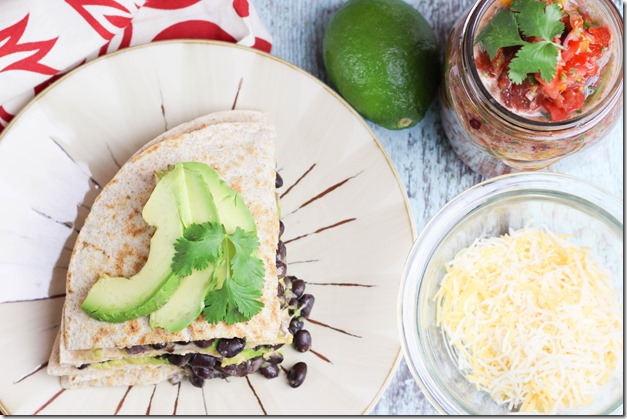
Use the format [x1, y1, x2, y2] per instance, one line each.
[399, 172, 623, 415]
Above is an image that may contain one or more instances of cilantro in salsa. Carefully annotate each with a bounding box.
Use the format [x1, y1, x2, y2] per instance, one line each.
[474, 0, 612, 121]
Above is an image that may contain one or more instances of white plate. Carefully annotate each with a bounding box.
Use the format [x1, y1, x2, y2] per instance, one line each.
[0, 40, 415, 415]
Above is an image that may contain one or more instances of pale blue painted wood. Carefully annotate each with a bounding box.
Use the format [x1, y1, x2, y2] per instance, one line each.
[253, 0, 623, 414]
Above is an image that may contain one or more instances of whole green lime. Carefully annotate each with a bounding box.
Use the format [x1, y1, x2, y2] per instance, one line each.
[323, 0, 439, 130]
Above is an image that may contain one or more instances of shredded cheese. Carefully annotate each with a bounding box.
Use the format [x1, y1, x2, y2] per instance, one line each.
[434, 228, 623, 414]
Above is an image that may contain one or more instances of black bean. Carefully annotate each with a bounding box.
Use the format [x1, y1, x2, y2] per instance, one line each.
[190, 354, 217, 368]
[164, 344, 176, 353]
[194, 339, 214, 348]
[294, 329, 312, 352]
[242, 357, 265, 375]
[283, 275, 295, 289]
[189, 373, 205, 388]
[217, 337, 245, 358]
[287, 362, 307, 388]
[279, 220, 285, 237]
[214, 363, 238, 377]
[269, 343, 284, 350]
[150, 342, 167, 350]
[125, 345, 149, 354]
[290, 279, 306, 302]
[193, 366, 219, 379]
[298, 294, 315, 319]
[275, 172, 284, 188]
[166, 353, 192, 366]
[277, 283, 285, 301]
[276, 261, 287, 279]
[276, 241, 286, 263]
[289, 317, 304, 335]
[267, 352, 284, 364]
[77, 363, 89, 370]
[174, 341, 189, 346]
[259, 363, 280, 379]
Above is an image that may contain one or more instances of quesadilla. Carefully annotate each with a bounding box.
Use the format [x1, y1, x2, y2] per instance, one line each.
[47, 110, 312, 389]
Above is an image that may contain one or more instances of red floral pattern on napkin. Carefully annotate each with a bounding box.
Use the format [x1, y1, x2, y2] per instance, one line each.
[0, 0, 271, 131]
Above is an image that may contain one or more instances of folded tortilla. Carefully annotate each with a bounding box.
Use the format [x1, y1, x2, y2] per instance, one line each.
[48, 110, 290, 387]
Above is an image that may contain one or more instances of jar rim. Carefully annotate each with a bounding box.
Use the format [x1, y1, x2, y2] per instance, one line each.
[461, 0, 624, 130]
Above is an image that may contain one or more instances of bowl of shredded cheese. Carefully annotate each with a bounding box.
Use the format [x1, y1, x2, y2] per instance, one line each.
[399, 172, 623, 415]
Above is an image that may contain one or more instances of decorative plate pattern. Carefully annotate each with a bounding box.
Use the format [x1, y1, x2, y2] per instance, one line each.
[0, 40, 415, 415]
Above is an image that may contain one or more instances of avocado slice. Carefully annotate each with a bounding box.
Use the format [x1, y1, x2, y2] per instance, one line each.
[149, 166, 220, 332]
[184, 162, 257, 234]
[81, 164, 215, 323]
[149, 163, 257, 332]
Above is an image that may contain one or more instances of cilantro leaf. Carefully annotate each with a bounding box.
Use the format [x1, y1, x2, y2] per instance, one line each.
[509, 41, 559, 83]
[201, 227, 265, 325]
[202, 272, 263, 325]
[202, 286, 228, 324]
[171, 222, 224, 277]
[475, 9, 527, 60]
[228, 227, 259, 258]
[226, 279, 264, 319]
[228, 228, 265, 288]
[511, 0, 564, 42]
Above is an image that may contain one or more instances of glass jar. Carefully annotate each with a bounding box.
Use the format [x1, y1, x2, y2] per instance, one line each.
[441, 0, 623, 177]
[399, 172, 623, 414]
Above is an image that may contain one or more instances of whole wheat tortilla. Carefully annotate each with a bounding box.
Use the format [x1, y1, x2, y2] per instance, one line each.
[58, 110, 288, 356]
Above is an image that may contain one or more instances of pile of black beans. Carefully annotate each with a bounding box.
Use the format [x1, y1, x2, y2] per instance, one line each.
[161, 337, 273, 388]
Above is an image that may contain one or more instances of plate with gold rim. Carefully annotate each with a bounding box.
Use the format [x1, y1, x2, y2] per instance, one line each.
[0, 40, 415, 415]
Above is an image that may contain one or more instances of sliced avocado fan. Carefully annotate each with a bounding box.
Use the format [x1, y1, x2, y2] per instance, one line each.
[149, 163, 257, 332]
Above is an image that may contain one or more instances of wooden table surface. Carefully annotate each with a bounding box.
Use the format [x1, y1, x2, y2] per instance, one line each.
[255, 0, 624, 414]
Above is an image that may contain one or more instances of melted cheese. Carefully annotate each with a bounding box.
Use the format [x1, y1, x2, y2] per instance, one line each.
[434, 228, 623, 414]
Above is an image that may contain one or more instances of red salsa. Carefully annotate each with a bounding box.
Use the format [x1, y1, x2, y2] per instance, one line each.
[475, 0, 612, 121]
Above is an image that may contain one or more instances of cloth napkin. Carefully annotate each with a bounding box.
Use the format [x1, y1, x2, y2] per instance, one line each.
[0, 0, 272, 132]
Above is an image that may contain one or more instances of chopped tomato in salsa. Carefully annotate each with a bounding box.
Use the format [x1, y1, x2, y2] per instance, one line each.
[475, 5, 611, 121]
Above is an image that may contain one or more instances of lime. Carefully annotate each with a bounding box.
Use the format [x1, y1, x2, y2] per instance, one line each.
[323, 0, 439, 130]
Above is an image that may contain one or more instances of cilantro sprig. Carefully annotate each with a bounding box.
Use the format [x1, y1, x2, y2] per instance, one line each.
[172, 222, 225, 277]
[172, 222, 265, 324]
[475, 0, 565, 84]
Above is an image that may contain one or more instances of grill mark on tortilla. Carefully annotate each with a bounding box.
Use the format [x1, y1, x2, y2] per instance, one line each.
[114, 242, 145, 275]
[308, 318, 362, 338]
[81, 241, 107, 257]
[124, 222, 149, 239]
[1, 293, 65, 304]
[33, 388, 65, 415]
[279, 163, 316, 199]
[245, 376, 267, 415]
[106, 143, 122, 169]
[310, 349, 332, 364]
[14, 362, 48, 384]
[146, 384, 157, 415]
[49, 136, 101, 189]
[283, 218, 357, 244]
[114, 385, 133, 415]
[285, 171, 363, 217]
[172, 382, 181, 415]
[231, 78, 243, 110]
[31, 208, 78, 233]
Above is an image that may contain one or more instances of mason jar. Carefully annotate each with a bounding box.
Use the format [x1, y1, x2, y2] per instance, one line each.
[441, 0, 623, 177]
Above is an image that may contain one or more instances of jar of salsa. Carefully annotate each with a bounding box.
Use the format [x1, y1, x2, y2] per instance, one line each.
[442, 0, 623, 177]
